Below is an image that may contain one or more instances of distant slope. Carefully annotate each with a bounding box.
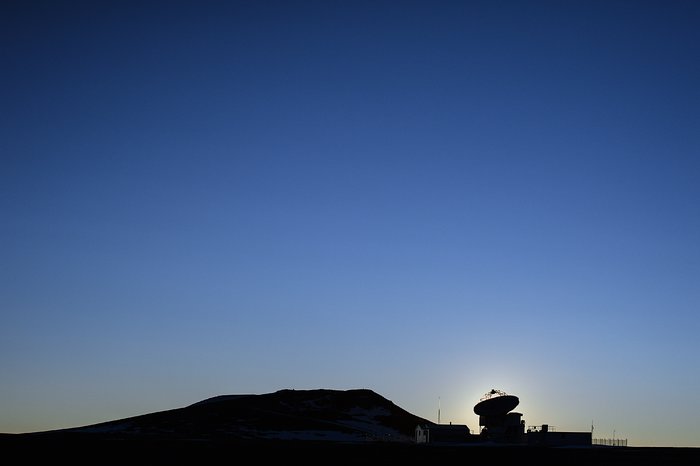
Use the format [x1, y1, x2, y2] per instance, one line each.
[42, 388, 434, 443]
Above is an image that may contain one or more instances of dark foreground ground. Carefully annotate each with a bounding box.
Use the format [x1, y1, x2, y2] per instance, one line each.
[2, 434, 699, 465]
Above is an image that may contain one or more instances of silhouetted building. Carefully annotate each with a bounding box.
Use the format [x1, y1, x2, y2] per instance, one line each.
[478, 411, 526, 443]
[527, 424, 592, 446]
[415, 389, 593, 446]
[474, 389, 592, 446]
[415, 423, 471, 444]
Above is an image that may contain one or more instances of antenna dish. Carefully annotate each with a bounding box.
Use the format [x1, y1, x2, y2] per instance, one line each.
[473, 389, 519, 416]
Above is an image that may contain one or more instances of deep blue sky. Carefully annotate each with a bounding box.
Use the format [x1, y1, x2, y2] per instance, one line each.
[2, 1, 699, 447]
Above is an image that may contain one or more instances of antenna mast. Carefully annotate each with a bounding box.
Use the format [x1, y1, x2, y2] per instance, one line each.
[438, 397, 441, 424]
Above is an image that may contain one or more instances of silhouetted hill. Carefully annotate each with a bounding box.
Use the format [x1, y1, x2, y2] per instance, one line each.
[26, 388, 433, 443]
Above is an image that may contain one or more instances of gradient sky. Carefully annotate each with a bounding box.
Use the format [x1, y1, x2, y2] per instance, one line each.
[2, 0, 699, 447]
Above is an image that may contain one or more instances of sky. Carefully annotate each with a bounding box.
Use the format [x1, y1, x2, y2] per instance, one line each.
[1, 0, 699, 448]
